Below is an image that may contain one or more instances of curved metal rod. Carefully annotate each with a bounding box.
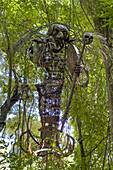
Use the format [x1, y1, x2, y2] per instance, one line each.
[20, 130, 75, 157]
[20, 131, 29, 153]
[33, 148, 62, 157]
[20, 129, 40, 153]
[57, 133, 69, 151]
[30, 145, 74, 158]
[76, 68, 89, 87]
[58, 133, 75, 152]
[36, 134, 75, 157]
[66, 134, 75, 152]
[28, 129, 40, 145]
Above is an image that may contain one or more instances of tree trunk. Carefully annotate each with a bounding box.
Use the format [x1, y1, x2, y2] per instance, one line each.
[105, 34, 113, 140]
[79, 0, 113, 141]
[76, 116, 86, 170]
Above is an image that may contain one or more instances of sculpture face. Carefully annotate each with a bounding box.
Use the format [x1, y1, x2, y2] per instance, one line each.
[47, 24, 70, 42]
[83, 32, 93, 44]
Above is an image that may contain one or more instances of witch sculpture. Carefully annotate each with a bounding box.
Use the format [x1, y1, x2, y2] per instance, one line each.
[20, 23, 93, 157]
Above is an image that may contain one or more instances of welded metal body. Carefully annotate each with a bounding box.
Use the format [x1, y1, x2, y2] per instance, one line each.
[20, 23, 93, 157]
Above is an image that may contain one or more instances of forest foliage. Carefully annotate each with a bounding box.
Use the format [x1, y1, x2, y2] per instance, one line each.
[0, 0, 112, 169]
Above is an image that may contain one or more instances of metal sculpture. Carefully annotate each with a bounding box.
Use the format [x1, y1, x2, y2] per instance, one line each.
[20, 23, 93, 157]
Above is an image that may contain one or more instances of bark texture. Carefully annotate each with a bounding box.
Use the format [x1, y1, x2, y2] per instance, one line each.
[0, 85, 29, 131]
[79, 0, 113, 140]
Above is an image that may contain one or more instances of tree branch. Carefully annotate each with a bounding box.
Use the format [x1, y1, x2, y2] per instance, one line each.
[43, 0, 50, 24]
[76, 115, 86, 169]
[0, 84, 29, 132]
[76, 116, 85, 158]
[3, 23, 12, 113]
[102, 120, 110, 170]
[61, 44, 86, 131]
[79, 0, 95, 30]
[0, 25, 49, 132]
[86, 137, 105, 157]
[0, 86, 19, 131]
[12, 25, 49, 53]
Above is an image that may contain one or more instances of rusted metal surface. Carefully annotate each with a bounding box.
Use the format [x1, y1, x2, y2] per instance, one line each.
[20, 23, 93, 157]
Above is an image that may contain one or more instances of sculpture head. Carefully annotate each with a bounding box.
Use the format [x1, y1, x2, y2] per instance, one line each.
[47, 23, 70, 42]
[82, 32, 93, 44]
